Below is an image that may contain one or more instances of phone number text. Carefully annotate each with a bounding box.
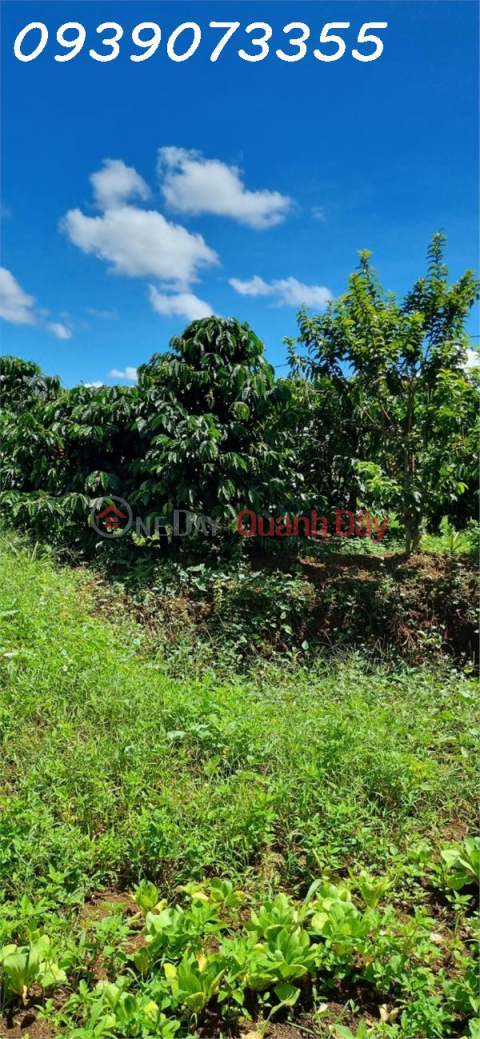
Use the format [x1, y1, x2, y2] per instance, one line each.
[14, 20, 388, 64]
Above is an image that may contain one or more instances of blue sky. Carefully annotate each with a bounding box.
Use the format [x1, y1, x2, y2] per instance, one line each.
[1, 1, 478, 386]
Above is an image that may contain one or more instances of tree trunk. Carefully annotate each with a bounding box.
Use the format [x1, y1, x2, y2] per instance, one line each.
[405, 511, 412, 556]
[348, 487, 357, 528]
[412, 525, 421, 553]
[405, 510, 421, 555]
[404, 379, 420, 555]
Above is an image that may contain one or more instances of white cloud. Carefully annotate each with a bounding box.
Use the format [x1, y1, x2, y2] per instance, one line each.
[312, 206, 325, 221]
[84, 381, 104, 388]
[158, 147, 293, 230]
[466, 347, 480, 369]
[0, 267, 37, 324]
[62, 160, 218, 289]
[273, 278, 332, 308]
[229, 275, 272, 298]
[62, 203, 217, 287]
[148, 285, 213, 322]
[0, 267, 74, 337]
[91, 159, 150, 209]
[109, 366, 137, 382]
[87, 307, 118, 320]
[230, 275, 332, 309]
[47, 321, 72, 340]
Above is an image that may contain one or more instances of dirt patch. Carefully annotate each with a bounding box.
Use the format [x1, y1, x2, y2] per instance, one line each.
[298, 551, 477, 663]
[0, 1007, 55, 1038]
[85, 548, 478, 665]
[258, 1020, 321, 1039]
[79, 886, 139, 924]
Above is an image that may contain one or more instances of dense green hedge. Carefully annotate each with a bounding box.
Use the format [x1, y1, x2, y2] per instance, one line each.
[1, 237, 478, 556]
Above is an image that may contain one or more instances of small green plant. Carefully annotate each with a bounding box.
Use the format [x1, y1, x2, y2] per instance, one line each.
[350, 868, 391, 908]
[91, 978, 180, 1038]
[143, 902, 222, 964]
[310, 885, 372, 957]
[0, 936, 66, 1006]
[178, 877, 245, 912]
[333, 1023, 369, 1039]
[440, 837, 480, 889]
[133, 879, 162, 916]
[163, 953, 226, 1013]
[248, 981, 301, 1039]
[248, 894, 300, 941]
[249, 927, 317, 988]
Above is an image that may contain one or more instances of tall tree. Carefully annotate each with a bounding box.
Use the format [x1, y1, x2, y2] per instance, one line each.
[294, 235, 479, 552]
[134, 317, 294, 533]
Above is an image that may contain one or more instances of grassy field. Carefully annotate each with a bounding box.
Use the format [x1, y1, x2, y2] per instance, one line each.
[0, 537, 478, 1039]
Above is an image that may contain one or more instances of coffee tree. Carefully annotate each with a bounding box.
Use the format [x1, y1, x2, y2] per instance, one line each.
[0, 361, 139, 549]
[133, 316, 295, 530]
[1, 239, 477, 556]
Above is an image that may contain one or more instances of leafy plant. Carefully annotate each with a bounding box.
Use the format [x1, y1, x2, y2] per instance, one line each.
[0, 935, 66, 1006]
[440, 837, 480, 889]
[163, 953, 225, 1013]
[133, 879, 162, 916]
[293, 234, 479, 552]
[350, 869, 391, 909]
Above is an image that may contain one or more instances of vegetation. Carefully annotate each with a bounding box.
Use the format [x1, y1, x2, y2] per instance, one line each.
[0, 539, 478, 1038]
[1, 235, 478, 556]
[291, 235, 479, 553]
[0, 236, 478, 1037]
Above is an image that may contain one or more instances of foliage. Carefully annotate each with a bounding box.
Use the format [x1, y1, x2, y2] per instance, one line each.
[292, 233, 479, 552]
[422, 517, 479, 560]
[1, 237, 477, 556]
[0, 537, 478, 1036]
[439, 837, 480, 890]
[0, 935, 66, 1006]
[133, 316, 295, 527]
[2, 867, 478, 1036]
[0, 357, 139, 551]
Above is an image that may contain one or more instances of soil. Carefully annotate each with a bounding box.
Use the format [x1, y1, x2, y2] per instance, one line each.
[87, 541, 478, 664]
[0, 1007, 55, 1038]
[79, 885, 139, 924]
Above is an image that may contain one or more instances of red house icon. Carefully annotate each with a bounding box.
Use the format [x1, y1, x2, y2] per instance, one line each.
[96, 503, 127, 531]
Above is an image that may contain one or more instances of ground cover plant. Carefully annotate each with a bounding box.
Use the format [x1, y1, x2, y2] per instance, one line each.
[0, 537, 478, 1038]
[90, 539, 477, 666]
[0, 236, 478, 1037]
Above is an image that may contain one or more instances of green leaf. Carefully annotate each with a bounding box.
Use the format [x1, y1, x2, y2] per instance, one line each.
[273, 982, 300, 1006]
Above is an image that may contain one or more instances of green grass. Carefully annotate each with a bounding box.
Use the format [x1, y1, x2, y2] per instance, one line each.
[0, 536, 478, 1038]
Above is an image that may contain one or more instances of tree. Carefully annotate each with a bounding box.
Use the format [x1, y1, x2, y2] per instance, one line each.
[294, 235, 479, 553]
[134, 317, 294, 533]
[0, 355, 60, 410]
[0, 358, 139, 550]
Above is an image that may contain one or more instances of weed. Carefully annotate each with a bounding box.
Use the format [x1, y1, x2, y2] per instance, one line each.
[0, 536, 477, 1037]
